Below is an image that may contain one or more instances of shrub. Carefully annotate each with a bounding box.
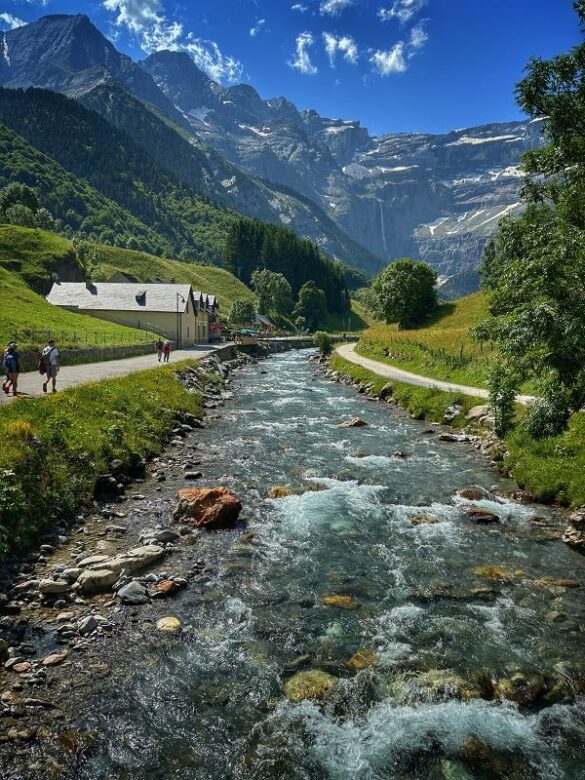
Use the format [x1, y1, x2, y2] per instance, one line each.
[314, 331, 334, 355]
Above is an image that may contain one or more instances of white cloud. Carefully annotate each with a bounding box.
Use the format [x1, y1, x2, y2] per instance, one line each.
[408, 20, 427, 51]
[378, 0, 428, 24]
[0, 13, 26, 30]
[291, 3, 308, 12]
[370, 41, 406, 75]
[322, 32, 358, 67]
[250, 18, 266, 37]
[103, 0, 243, 83]
[371, 18, 428, 76]
[320, 0, 354, 17]
[289, 31, 318, 75]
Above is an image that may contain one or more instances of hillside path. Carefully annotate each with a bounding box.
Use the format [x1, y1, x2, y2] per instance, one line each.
[335, 343, 535, 405]
[0, 345, 225, 406]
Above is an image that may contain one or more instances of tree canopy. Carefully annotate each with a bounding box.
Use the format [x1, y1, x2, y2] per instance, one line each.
[251, 268, 292, 319]
[478, 1, 585, 436]
[228, 298, 256, 326]
[293, 281, 327, 331]
[372, 258, 437, 329]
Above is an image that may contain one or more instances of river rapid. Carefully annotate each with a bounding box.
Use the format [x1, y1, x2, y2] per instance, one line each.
[76, 350, 584, 780]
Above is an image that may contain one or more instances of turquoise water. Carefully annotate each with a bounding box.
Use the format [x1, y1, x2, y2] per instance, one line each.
[83, 351, 585, 779]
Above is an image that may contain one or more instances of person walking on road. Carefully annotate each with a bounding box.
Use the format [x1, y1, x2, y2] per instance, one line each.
[41, 339, 60, 393]
[3, 342, 21, 397]
[162, 340, 171, 363]
[155, 338, 164, 362]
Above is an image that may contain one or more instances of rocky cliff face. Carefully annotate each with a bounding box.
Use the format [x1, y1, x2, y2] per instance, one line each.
[142, 50, 545, 293]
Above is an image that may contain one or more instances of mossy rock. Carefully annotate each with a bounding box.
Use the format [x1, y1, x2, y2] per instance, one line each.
[472, 565, 523, 582]
[346, 649, 377, 673]
[322, 594, 359, 609]
[283, 670, 338, 702]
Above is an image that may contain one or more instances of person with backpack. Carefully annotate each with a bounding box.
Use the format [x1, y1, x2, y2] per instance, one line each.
[155, 338, 164, 362]
[3, 342, 20, 397]
[162, 341, 171, 363]
[40, 338, 60, 393]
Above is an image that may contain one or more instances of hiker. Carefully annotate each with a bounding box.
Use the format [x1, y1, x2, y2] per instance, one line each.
[162, 341, 171, 363]
[2, 342, 20, 397]
[41, 338, 60, 393]
[155, 338, 164, 362]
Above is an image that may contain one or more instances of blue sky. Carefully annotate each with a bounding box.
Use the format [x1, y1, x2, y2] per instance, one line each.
[0, 0, 581, 135]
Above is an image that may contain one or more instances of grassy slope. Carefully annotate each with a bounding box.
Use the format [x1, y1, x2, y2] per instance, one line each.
[0, 361, 201, 557]
[0, 226, 159, 351]
[357, 293, 492, 387]
[322, 300, 372, 334]
[88, 244, 256, 313]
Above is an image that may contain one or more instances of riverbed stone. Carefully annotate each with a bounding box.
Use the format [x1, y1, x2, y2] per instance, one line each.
[77, 616, 98, 635]
[465, 507, 500, 524]
[283, 670, 338, 702]
[39, 579, 70, 596]
[156, 616, 182, 633]
[472, 565, 520, 582]
[155, 580, 181, 598]
[410, 514, 438, 526]
[346, 650, 377, 673]
[322, 594, 359, 609]
[117, 581, 150, 605]
[42, 652, 68, 667]
[338, 417, 368, 428]
[268, 486, 291, 498]
[171, 488, 242, 530]
[494, 672, 544, 707]
[74, 545, 166, 595]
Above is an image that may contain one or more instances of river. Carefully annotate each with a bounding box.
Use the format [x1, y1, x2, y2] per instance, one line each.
[77, 350, 585, 780]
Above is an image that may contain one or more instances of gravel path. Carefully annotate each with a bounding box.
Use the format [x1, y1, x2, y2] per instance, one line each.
[336, 342, 535, 404]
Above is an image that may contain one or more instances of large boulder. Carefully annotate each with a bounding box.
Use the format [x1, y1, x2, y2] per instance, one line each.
[74, 545, 166, 595]
[171, 487, 242, 530]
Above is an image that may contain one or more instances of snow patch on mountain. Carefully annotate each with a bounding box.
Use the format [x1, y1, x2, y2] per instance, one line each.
[445, 134, 522, 146]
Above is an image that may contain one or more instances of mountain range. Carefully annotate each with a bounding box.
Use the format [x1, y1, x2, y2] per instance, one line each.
[0, 13, 546, 293]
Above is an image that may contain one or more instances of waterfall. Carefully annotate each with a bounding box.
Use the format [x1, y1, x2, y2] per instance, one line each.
[379, 199, 389, 259]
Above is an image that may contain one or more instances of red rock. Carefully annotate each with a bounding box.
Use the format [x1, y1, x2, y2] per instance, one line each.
[156, 580, 181, 597]
[172, 487, 242, 530]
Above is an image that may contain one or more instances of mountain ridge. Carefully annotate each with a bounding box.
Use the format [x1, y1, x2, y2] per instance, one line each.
[0, 13, 546, 291]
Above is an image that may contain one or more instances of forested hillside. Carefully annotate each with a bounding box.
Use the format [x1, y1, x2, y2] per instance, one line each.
[223, 219, 349, 314]
[0, 87, 235, 262]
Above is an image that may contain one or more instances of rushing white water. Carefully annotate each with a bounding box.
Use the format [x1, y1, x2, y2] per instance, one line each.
[80, 351, 585, 780]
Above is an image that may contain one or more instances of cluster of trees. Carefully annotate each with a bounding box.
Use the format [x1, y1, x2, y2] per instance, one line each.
[0, 183, 56, 231]
[476, 0, 585, 437]
[222, 218, 349, 326]
[227, 277, 327, 332]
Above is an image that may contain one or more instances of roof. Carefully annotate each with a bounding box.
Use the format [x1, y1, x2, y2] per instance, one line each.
[47, 282, 194, 313]
[254, 314, 273, 327]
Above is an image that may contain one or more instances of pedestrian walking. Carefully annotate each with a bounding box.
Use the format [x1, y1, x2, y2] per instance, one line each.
[40, 338, 60, 393]
[2, 342, 20, 397]
[162, 341, 171, 363]
[155, 338, 164, 362]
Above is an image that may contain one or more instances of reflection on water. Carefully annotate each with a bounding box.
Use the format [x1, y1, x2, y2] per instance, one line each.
[83, 350, 585, 780]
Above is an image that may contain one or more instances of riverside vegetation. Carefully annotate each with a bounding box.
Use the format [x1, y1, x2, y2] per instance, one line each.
[0, 361, 202, 559]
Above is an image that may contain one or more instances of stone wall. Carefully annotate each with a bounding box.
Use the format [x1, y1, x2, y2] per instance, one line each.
[18, 342, 155, 370]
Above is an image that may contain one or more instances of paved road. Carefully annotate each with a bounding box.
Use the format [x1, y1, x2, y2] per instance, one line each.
[0, 345, 223, 405]
[336, 343, 535, 405]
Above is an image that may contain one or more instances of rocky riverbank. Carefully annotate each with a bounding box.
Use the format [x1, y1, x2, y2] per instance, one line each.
[0, 351, 255, 775]
[314, 352, 584, 554]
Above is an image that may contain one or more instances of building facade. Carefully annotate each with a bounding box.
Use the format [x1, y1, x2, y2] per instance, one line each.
[46, 281, 216, 345]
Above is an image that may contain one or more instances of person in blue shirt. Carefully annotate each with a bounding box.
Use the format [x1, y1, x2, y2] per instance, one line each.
[2, 342, 21, 397]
